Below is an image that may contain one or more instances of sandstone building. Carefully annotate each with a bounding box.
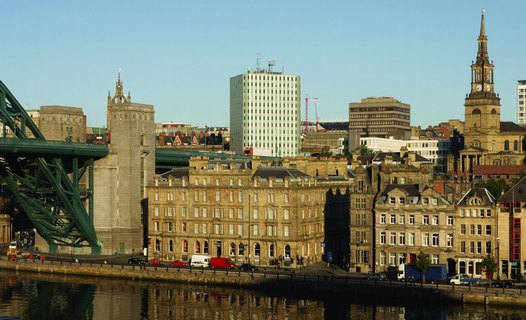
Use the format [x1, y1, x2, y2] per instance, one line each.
[147, 156, 351, 268]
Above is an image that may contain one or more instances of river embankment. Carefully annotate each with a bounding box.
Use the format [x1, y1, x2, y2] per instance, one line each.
[0, 257, 525, 308]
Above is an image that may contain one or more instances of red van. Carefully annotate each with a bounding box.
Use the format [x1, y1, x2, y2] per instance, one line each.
[209, 257, 236, 269]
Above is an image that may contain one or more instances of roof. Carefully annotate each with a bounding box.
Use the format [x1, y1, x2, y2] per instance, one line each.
[457, 187, 495, 206]
[474, 165, 526, 175]
[253, 167, 310, 180]
[160, 167, 189, 179]
[500, 176, 526, 203]
[500, 121, 526, 133]
[380, 184, 420, 197]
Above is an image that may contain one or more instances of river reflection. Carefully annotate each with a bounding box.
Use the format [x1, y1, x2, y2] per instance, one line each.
[0, 270, 525, 319]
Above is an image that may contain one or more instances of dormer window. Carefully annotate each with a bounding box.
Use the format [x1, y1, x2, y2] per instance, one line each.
[399, 197, 405, 205]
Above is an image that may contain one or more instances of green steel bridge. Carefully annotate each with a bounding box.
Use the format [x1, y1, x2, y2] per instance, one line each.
[0, 81, 264, 254]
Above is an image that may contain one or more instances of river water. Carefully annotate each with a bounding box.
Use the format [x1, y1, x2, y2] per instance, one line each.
[0, 270, 525, 320]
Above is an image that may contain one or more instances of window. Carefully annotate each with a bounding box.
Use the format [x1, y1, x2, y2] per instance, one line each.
[422, 233, 429, 246]
[423, 197, 429, 205]
[237, 224, 243, 236]
[214, 208, 221, 218]
[380, 251, 386, 265]
[380, 214, 386, 224]
[229, 224, 234, 235]
[390, 197, 396, 204]
[238, 192, 243, 202]
[380, 232, 386, 244]
[229, 208, 234, 219]
[486, 241, 492, 254]
[399, 215, 405, 224]
[390, 215, 396, 224]
[422, 215, 429, 225]
[399, 197, 405, 205]
[486, 209, 491, 217]
[215, 191, 221, 201]
[460, 224, 466, 234]
[409, 232, 415, 246]
[470, 224, 475, 235]
[181, 222, 187, 232]
[399, 232, 406, 245]
[486, 225, 491, 236]
[477, 241, 482, 254]
[253, 208, 259, 219]
[284, 209, 290, 220]
[432, 215, 439, 225]
[284, 225, 290, 237]
[431, 254, 439, 264]
[460, 241, 466, 253]
[432, 234, 439, 247]
[154, 192, 159, 201]
[285, 194, 289, 203]
[389, 253, 396, 265]
[229, 191, 234, 202]
[389, 232, 396, 245]
[409, 215, 415, 224]
[477, 224, 482, 235]
[181, 207, 187, 217]
[154, 207, 159, 217]
[237, 208, 243, 219]
[447, 216, 453, 225]
[194, 224, 199, 233]
[154, 221, 159, 232]
[253, 225, 259, 236]
[447, 234, 453, 247]
[194, 207, 199, 218]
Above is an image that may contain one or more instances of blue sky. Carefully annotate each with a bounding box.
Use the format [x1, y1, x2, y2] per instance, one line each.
[2, 1, 525, 129]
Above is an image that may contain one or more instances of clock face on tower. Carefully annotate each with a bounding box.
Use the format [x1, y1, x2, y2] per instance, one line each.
[476, 85, 482, 91]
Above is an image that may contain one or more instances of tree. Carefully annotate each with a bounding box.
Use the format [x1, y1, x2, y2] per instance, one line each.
[481, 254, 498, 286]
[477, 178, 509, 199]
[415, 251, 431, 284]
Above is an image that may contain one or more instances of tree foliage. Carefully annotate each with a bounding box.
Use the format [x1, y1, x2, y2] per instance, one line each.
[477, 178, 509, 199]
[481, 254, 498, 281]
[415, 251, 431, 283]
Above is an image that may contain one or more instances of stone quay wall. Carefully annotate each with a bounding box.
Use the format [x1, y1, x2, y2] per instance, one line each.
[0, 258, 525, 308]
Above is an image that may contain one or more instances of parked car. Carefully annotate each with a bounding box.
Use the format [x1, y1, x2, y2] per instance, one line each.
[170, 260, 188, 268]
[239, 263, 259, 271]
[449, 274, 479, 285]
[189, 254, 211, 268]
[210, 257, 236, 269]
[128, 257, 147, 265]
[491, 280, 515, 288]
[149, 259, 162, 266]
[366, 272, 385, 281]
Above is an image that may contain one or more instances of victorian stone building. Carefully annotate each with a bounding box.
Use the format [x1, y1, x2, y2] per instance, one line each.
[455, 187, 497, 278]
[147, 156, 351, 268]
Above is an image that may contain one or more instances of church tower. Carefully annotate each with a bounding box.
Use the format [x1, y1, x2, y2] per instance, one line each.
[464, 12, 501, 143]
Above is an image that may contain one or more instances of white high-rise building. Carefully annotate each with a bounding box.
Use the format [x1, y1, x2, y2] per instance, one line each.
[517, 80, 526, 126]
[230, 67, 301, 157]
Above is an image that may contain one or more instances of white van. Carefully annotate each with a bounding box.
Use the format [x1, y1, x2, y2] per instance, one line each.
[190, 254, 211, 268]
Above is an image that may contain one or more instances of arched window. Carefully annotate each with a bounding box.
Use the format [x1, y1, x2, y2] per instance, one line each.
[229, 242, 236, 256]
[204, 241, 209, 254]
[514, 140, 519, 151]
[472, 108, 481, 114]
[269, 244, 275, 257]
[239, 243, 245, 256]
[504, 140, 510, 151]
[195, 241, 201, 254]
[254, 243, 261, 257]
[491, 108, 496, 114]
[285, 244, 291, 258]
[182, 240, 188, 253]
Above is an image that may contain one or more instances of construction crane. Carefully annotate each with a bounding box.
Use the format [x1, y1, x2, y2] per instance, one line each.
[303, 95, 318, 134]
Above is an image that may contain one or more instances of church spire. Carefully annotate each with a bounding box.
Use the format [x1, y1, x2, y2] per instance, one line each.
[476, 11, 489, 66]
